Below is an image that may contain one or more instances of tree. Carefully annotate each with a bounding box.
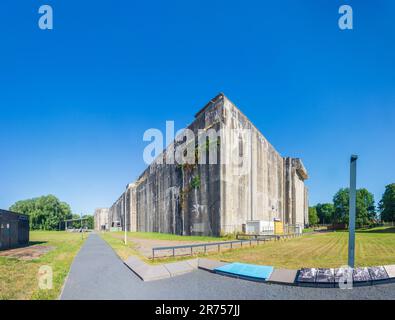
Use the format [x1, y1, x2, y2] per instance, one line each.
[333, 188, 376, 227]
[379, 183, 395, 222]
[9, 195, 72, 230]
[356, 188, 376, 225]
[69, 214, 83, 229]
[308, 207, 319, 226]
[333, 188, 349, 224]
[315, 203, 335, 224]
[67, 214, 94, 229]
[84, 215, 94, 229]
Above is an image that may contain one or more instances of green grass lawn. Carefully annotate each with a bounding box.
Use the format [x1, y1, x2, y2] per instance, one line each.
[102, 227, 395, 269]
[209, 227, 395, 269]
[100, 231, 232, 264]
[100, 232, 143, 261]
[0, 231, 85, 300]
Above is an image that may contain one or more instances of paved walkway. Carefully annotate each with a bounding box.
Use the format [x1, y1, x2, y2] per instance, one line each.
[60, 234, 395, 300]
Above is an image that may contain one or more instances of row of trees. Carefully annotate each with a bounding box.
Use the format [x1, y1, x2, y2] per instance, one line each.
[308, 183, 395, 227]
[9, 195, 93, 230]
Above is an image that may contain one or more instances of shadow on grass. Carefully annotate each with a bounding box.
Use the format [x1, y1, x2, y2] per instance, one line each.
[28, 241, 48, 246]
[0, 241, 48, 252]
[356, 227, 395, 234]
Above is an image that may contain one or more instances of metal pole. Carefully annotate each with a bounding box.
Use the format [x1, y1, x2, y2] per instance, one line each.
[348, 155, 358, 268]
[124, 194, 127, 245]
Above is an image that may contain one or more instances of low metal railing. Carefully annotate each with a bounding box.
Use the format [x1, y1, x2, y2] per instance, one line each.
[236, 233, 300, 240]
[151, 232, 302, 260]
[152, 239, 269, 260]
[237, 234, 279, 240]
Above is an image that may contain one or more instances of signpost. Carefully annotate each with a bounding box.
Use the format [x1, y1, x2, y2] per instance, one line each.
[348, 155, 358, 268]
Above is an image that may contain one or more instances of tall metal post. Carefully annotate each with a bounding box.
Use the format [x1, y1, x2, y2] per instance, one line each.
[81, 213, 83, 240]
[124, 193, 127, 245]
[348, 155, 358, 268]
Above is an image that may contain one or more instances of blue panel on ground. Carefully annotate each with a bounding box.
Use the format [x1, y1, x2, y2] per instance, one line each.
[214, 263, 273, 282]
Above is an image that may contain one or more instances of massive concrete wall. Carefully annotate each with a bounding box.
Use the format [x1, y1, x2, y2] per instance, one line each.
[98, 93, 309, 236]
[94, 208, 109, 231]
[284, 157, 308, 226]
[127, 183, 138, 232]
[135, 100, 222, 236]
[219, 97, 285, 233]
[108, 193, 126, 231]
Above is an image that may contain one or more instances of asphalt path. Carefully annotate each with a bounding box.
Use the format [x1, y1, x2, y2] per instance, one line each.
[60, 233, 395, 300]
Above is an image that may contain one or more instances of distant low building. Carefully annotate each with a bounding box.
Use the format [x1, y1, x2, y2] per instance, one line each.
[0, 209, 29, 250]
[95, 93, 309, 236]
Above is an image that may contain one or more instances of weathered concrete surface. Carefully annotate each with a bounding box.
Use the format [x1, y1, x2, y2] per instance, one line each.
[132, 264, 172, 282]
[94, 208, 109, 231]
[124, 256, 146, 269]
[284, 157, 309, 226]
[267, 268, 298, 285]
[384, 265, 395, 279]
[164, 260, 197, 277]
[96, 93, 309, 236]
[219, 98, 307, 233]
[198, 258, 228, 272]
[124, 255, 198, 281]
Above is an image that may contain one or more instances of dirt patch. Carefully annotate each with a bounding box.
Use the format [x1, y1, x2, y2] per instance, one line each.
[0, 245, 54, 260]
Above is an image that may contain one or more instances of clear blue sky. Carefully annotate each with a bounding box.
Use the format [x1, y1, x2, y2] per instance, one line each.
[1, 1, 394, 214]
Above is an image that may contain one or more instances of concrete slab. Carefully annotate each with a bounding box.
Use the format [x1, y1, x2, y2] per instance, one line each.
[186, 258, 199, 269]
[267, 268, 297, 285]
[198, 258, 228, 272]
[133, 264, 171, 281]
[164, 261, 195, 276]
[214, 263, 273, 282]
[124, 256, 199, 281]
[124, 256, 146, 269]
[384, 265, 395, 279]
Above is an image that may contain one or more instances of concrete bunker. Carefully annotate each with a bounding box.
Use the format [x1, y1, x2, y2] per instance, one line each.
[95, 93, 309, 236]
